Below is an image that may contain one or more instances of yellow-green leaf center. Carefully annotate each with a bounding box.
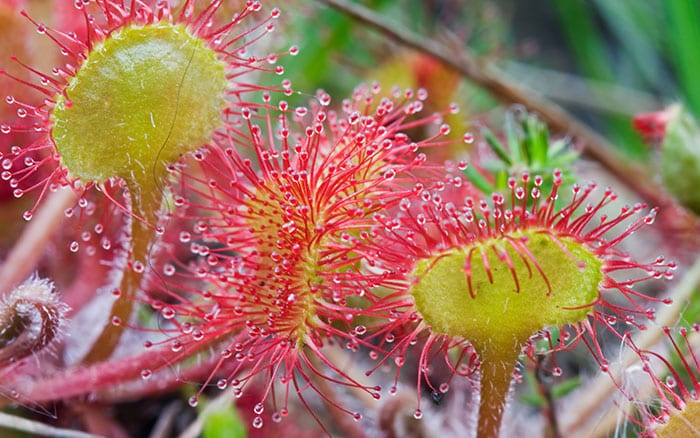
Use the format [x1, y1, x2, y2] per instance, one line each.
[411, 231, 603, 436]
[51, 22, 227, 186]
[411, 232, 602, 352]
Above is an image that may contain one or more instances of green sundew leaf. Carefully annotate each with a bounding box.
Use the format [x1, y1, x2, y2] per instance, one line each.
[202, 402, 247, 438]
[52, 23, 227, 186]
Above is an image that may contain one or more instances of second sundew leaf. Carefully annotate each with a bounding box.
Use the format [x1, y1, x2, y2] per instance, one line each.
[411, 233, 601, 353]
[356, 167, 676, 436]
[411, 232, 601, 437]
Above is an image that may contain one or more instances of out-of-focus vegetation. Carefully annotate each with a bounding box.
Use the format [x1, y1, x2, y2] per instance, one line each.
[281, 0, 700, 160]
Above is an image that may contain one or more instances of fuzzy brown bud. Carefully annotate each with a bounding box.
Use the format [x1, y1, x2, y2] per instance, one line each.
[0, 276, 64, 366]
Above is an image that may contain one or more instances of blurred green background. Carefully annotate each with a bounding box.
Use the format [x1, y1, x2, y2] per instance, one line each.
[277, 0, 700, 159]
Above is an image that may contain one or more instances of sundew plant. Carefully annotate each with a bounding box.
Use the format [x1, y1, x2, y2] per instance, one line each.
[1, 1, 699, 437]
